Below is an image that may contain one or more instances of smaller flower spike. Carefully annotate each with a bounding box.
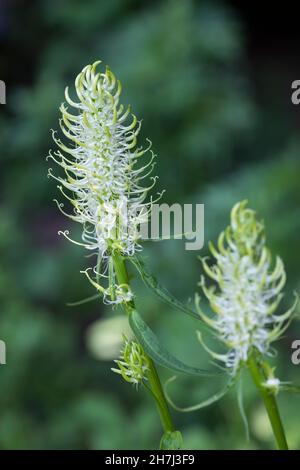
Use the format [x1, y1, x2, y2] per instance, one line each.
[48, 61, 163, 304]
[197, 200, 297, 375]
[111, 336, 149, 388]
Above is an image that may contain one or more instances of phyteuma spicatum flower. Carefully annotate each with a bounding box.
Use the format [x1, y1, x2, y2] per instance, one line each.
[111, 335, 149, 388]
[47, 61, 163, 304]
[196, 200, 297, 376]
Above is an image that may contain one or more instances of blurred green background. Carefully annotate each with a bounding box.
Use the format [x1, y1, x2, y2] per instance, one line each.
[1, 0, 300, 450]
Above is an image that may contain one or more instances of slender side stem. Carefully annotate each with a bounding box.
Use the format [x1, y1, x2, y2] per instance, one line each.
[247, 353, 288, 450]
[112, 253, 175, 433]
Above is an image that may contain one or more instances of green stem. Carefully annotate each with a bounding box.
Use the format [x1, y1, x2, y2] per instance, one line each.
[147, 358, 175, 432]
[112, 253, 175, 433]
[247, 353, 288, 450]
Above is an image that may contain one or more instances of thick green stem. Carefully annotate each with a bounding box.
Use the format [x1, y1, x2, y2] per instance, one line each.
[112, 253, 175, 433]
[248, 353, 288, 450]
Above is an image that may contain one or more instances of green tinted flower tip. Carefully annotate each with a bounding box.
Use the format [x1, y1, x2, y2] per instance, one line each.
[111, 335, 149, 388]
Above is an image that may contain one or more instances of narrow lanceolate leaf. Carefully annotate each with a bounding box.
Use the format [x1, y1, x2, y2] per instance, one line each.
[66, 293, 101, 306]
[280, 384, 300, 393]
[130, 256, 202, 323]
[129, 310, 217, 376]
[164, 374, 237, 412]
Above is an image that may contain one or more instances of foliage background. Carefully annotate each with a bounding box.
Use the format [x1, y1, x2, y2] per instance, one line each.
[0, 0, 300, 449]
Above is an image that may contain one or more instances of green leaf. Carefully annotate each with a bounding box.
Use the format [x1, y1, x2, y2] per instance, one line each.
[66, 293, 101, 306]
[164, 374, 236, 412]
[160, 431, 183, 450]
[129, 310, 217, 376]
[280, 384, 300, 393]
[130, 256, 202, 323]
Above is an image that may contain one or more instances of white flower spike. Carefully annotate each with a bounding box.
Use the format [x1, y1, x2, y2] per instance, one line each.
[48, 61, 162, 304]
[197, 200, 297, 375]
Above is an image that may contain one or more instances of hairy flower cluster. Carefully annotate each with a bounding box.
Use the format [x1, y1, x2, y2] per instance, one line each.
[111, 336, 149, 387]
[48, 61, 161, 303]
[197, 201, 296, 375]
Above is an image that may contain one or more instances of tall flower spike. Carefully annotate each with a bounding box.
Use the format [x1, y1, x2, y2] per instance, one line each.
[47, 61, 162, 304]
[111, 335, 149, 388]
[197, 200, 297, 375]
